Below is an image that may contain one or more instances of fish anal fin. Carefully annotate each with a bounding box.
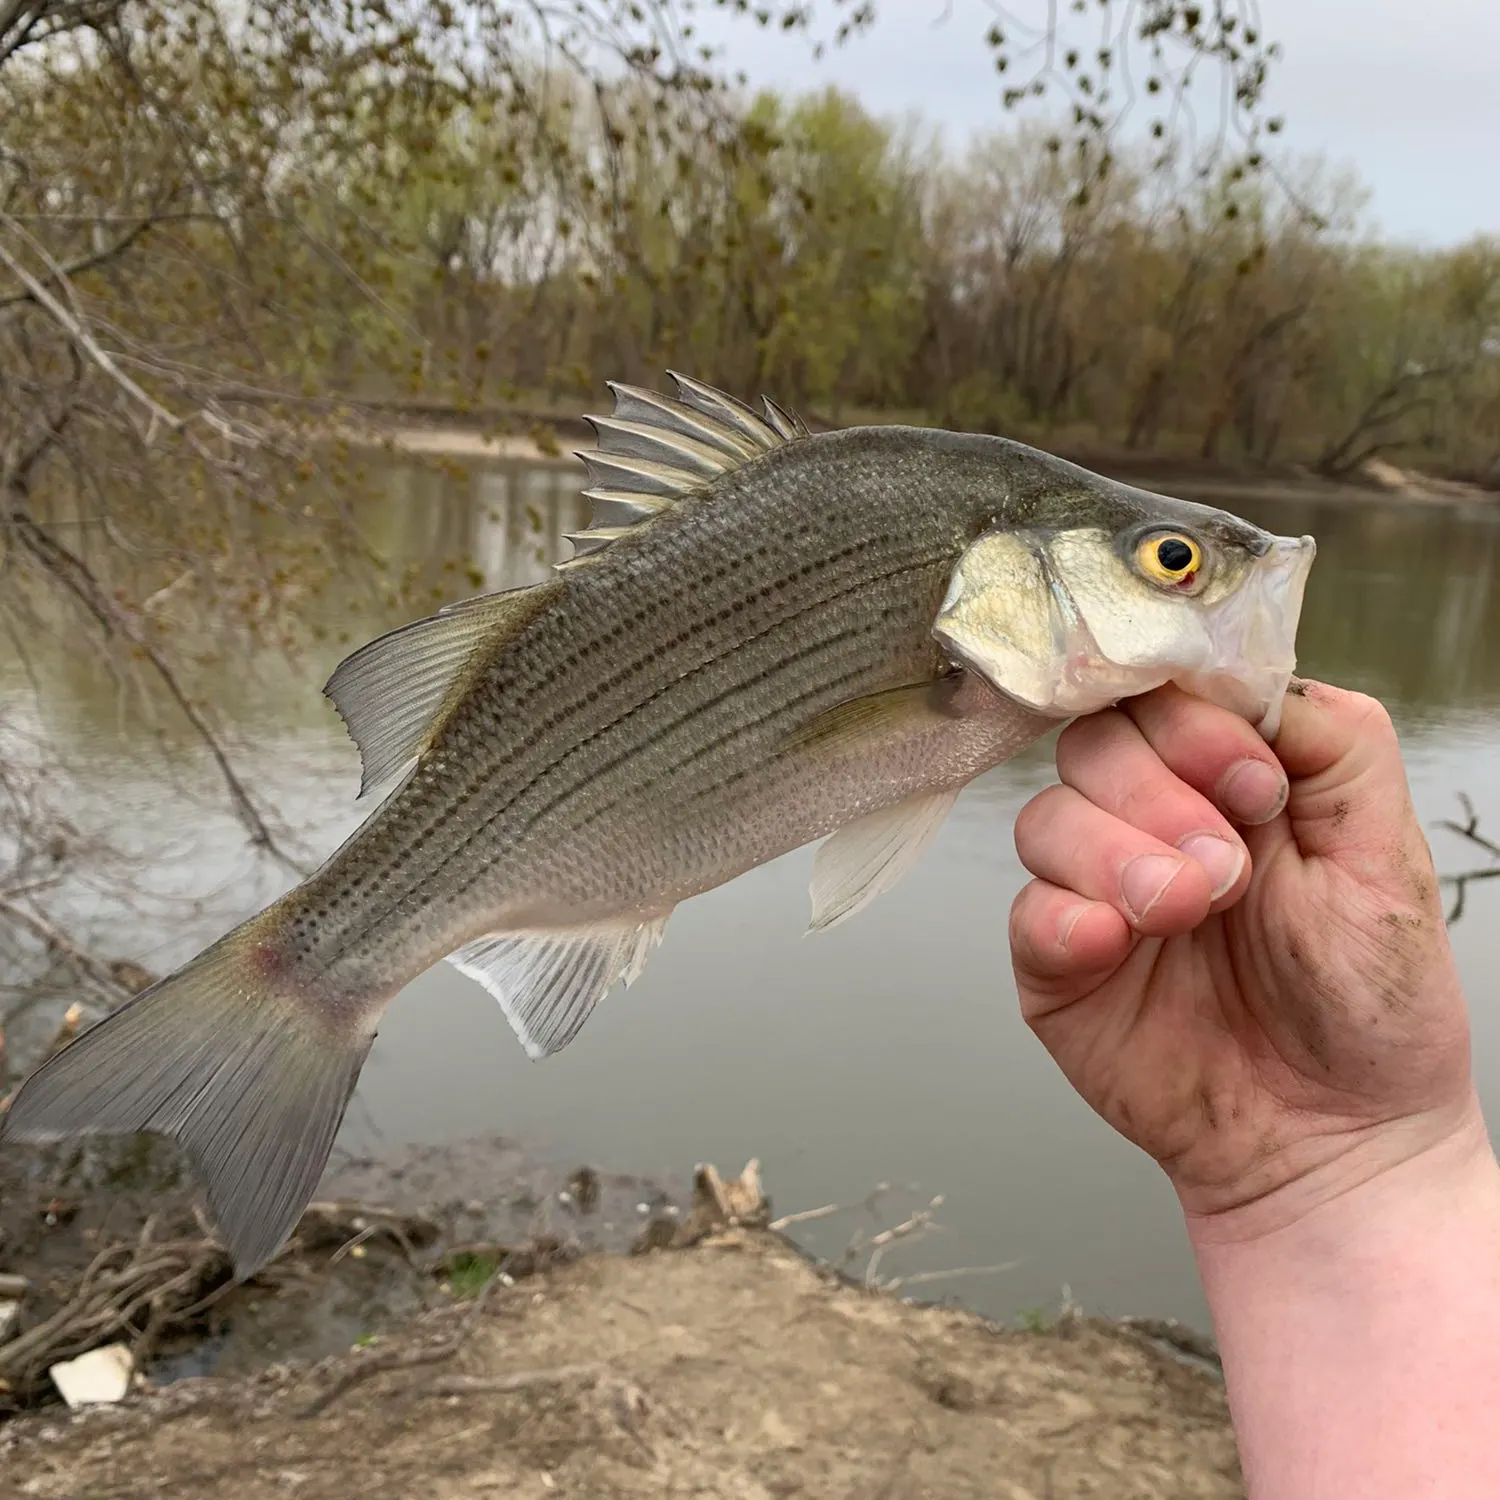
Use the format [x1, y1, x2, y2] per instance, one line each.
[323, 583, 557, 798]
[809, 788, 960, 933]
[447, 914, 672, 1060]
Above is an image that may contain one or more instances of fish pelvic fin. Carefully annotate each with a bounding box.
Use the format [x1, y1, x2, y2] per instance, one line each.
[447, 913, 671, 1060]
[561, 374, 809, 571]
[809, 787, 961, 933]
[323, 581, 559, 798]
[0, 929, 374, 1280]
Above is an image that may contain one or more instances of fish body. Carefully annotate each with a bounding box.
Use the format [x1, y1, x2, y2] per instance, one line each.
[1, 378, 1316, 1275]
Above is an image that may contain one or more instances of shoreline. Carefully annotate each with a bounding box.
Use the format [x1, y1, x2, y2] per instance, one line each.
[335, 413, 1498, 511]
[0, 1139, 1240, 1498]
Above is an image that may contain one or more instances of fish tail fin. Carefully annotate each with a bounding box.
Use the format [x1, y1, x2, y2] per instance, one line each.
[0, 921, 374, 1279]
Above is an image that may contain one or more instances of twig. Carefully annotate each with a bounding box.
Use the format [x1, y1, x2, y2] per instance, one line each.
[883, 1261, 1020, 1292]
[423, 1363, 604, 1398]
[297, 1262, 503, 1419]
[6, 509, 294, 865]
[1118, 1315, 1222, 1369]
[0, 896, 133, 1004]
[863, 1196, 945, 1288]
[1435, 792, 1500, 860]
[768, 1202, 844, 1231]
[0, 227, 184, 442]
[421, 1363, 654, 1454]
[1435, 793, 1500, 923]
[1443, 868, 1500, 925]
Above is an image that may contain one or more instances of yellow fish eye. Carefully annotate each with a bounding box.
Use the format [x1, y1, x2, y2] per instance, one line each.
[1136, 532, 1202, 586]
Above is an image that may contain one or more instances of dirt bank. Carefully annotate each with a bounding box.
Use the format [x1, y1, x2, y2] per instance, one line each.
[1, 1228, 1240, 1500]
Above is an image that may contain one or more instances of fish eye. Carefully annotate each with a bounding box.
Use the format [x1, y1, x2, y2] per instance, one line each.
[1135, 532, 1203, 587]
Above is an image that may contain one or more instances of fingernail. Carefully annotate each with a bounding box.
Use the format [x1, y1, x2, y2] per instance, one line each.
[1178, 833, 1245, 901]
[1121, 854, 1184, 924]
[1058, 904, 1090, 952]
[1219, 758, 1288, 825]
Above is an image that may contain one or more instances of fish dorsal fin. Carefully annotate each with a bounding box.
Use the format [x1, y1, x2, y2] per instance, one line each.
[324, 583, 557, 797]
[560, 373, 808, 572]
[808, 788, 960, 933]
[447, 914, 671, 1060]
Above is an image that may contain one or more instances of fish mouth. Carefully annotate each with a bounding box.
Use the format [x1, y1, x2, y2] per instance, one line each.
[932, 526, 1317, 736]
[1175, 533, 1317, 741]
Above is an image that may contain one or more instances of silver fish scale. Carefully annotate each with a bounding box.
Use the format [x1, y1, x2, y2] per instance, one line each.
[291, 427, 1030, 985]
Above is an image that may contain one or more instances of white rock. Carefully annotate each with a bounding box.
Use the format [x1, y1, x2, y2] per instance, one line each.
[49, 1344, 134, 1408]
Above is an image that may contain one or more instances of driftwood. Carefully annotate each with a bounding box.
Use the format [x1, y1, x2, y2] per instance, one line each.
[632, 1159, 769, 1253]
[0, 1199, 444, 1410]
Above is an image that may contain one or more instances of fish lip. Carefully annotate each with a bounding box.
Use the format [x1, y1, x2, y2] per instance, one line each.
[1221, 532, 1317, 740]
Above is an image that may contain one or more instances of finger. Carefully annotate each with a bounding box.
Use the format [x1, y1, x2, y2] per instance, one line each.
[1014, 783, 1219, 934]
[1008, 879, 1132, 1014]
[1056, 709, 1251, 908]
[1123, 683, 1289, 827]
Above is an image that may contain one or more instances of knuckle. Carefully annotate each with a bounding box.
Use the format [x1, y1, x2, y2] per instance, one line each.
[1353, 692, 1397, 743]
[1058, 707, 1129, 761]
[1013, 784, 1068, 849]
[1331, 686, 1396, 741]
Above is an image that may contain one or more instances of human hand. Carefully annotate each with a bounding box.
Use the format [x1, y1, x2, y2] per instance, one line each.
[1009, 678, 1480, 1235]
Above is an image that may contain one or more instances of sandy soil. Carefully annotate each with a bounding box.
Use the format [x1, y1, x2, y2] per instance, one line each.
[1, 1230, 1241, 1500]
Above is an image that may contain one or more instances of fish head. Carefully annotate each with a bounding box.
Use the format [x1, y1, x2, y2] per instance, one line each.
[933, 479, 1316, 741]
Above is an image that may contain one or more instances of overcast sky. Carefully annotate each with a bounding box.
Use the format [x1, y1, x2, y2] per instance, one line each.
[693, 0, 1499, 246]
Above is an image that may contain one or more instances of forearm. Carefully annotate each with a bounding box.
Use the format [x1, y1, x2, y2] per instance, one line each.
[1188, 1105, 1500, 1500]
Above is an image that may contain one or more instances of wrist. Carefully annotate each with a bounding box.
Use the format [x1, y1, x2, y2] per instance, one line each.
[1185, 1093, 1496, 1259]
[1184, 1099, 1500, 1500]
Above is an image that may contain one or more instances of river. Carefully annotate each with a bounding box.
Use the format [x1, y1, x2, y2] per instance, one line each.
[4, 455, 1498, 1331]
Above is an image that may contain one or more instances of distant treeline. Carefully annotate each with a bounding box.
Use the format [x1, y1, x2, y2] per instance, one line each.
[6, 20, 1498, 498]
[312, 91, 1500, 483]
[1, 1, 1496, 864]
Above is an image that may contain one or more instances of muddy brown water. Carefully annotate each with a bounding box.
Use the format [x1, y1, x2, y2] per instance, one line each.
[3, 459, 1498, 1334]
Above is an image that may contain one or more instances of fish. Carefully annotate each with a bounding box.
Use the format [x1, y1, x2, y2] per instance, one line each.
[0, 374, 1316, 1276]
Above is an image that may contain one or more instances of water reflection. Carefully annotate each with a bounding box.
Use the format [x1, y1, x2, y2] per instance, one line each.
[3, 459, 1498, 1331]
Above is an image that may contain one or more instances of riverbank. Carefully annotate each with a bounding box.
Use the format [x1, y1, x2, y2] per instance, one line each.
[2, 1223, 1239, 1499]
[0, 1137, 1239, 1496]
[333, 401, 1497, 511]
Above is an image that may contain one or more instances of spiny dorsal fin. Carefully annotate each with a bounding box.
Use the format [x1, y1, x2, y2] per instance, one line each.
[560, 374, 808, 572]
[762, 395, 809, 442]
[324, 583, 557, 797]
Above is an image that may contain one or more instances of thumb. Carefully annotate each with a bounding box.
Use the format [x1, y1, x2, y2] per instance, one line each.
[1265, 680, 1425, 871]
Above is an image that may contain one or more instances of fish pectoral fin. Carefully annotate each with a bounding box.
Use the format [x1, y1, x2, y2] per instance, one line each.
[323, 582, 558, 798]
[782, 678, 963, 757]
[808, 787, 961, 934]
[447, 914, 672, 1060]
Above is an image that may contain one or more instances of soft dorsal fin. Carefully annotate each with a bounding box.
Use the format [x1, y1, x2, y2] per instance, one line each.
[560, 373, 809, 572]
[324, 583, 557, 797]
